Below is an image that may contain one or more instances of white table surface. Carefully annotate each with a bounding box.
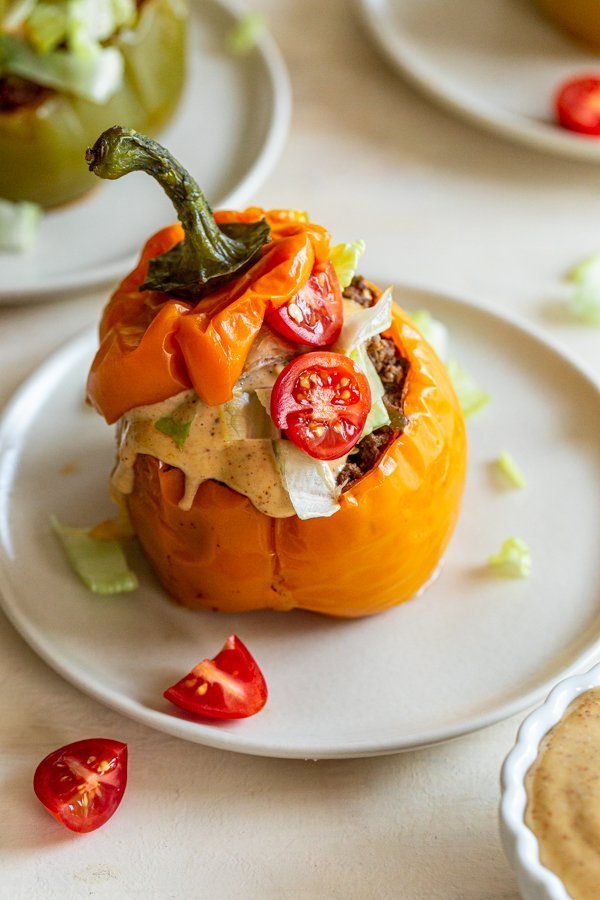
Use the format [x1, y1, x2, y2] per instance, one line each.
[1, 1, 599, 897]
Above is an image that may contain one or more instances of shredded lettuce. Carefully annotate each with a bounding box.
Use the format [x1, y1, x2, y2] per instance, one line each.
[0, 33, 124, 101]
[2, 0, 36, 31]
[0, 198, 41, 251]
[488, 536, 531, 578]
[350, 341, 390, 437]
[335, 286, 393, 354]
[154, 414, 191, 449]
[566, 251, 600, 325]
[220, 390, 272, 441]
[407, 309, 449, 362]
[26, 3, 68, 54]
[447, 358, 490, 418]
[497, 451, 526, 489]
[225, 11, 266, 55]
[330, 240, 366, 290]
[274, 441, 340, 520]
[52, 517, 138, 594]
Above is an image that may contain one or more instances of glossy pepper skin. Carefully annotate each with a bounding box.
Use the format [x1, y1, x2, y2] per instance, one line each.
[0, 0, 187, 208]
[125, 302, 468, 618]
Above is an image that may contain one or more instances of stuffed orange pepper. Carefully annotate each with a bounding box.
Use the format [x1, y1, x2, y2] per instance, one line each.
[86, 126, 467, 618]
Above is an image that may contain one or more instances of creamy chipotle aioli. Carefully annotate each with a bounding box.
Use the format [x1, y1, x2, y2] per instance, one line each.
[525, 687, 600, 900]
[111, 389, 347, 518]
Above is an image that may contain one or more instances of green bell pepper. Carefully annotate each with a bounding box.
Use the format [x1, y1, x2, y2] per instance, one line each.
[0, 0, 187, 208]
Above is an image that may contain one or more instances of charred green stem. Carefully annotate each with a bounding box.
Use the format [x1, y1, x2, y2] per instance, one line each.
[86, 126, 270, 299]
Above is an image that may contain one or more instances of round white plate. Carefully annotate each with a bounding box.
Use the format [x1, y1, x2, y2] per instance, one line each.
[0, 286, 599, 759]
[359, 0, 600, 162]
[1, 0, 291, 303]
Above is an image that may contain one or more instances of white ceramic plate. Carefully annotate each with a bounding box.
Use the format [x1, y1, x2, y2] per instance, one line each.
[0, 286, 599, 759]
[0, 0, 290, 303]
[359, 0, 600, 162]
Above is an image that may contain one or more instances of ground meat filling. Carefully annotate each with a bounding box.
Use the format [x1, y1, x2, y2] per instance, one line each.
[0, 75, 50, 112]
[337, 276, 410, 492]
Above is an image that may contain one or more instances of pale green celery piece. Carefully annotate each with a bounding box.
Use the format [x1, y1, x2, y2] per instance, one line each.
[407, 309, 449, 362]
[225, 11, 266, 56]
[488, 537, 531, 578]
[154, 415, 191, 449]
[336, 286, 393, 354]
[273, 441, 340, 520]
[566, 251, 600, 326]
[350, 342, 390, 438]
[51, 517, 138, 594]
[25, 3, 68, 54]
[0, 198, 41, 251]
[0, 33, 124, 101]
[330, 240, 366, 290]
[446, 358, 490, 418]
[497, 451, 526, 489]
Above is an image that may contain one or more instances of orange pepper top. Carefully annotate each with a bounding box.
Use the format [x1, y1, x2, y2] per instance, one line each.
[87, 210, 332, 424]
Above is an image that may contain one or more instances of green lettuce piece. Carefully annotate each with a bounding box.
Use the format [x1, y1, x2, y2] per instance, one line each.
[0, 33, 123, 102]
[273, 441, 340, 520]
[497, 451, 526, 489]
[447, 358, 490, 418]
[566, 251, 600, 326]
[26, 3, 68, 54]
[220, 390, 272, 441]
[488, 537, 531, 578]
[336, 286, 393, 354]
[330, 240, 366, 290]
[52, 517, 138, 594]
[350, 342, 390, 438]
[154, 414, 191, 449]
[0, 198, 41, 251]
[225, 11, 266, 55]
[2, 0, 36, 30]
[408, 309, 449, 362]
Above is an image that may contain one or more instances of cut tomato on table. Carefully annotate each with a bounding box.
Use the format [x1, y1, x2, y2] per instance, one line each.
[33, 738, 127, 834]
[555, 76, 600, 136]
[265, 261, 343, 346]
[164, 635, 268, 720]
[271, 351, 371, 460]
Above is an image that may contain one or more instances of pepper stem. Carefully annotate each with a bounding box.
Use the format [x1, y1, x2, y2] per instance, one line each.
[85, 126, 270, 299]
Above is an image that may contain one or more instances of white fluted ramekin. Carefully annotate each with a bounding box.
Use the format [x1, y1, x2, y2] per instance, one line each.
[500, 661, 600, 900]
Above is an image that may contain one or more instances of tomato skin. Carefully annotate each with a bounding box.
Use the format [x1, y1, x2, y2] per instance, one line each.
[33, 739, 128, 834]
[264, 261, 343, 346]
[271, 352, 371, 460]
[555, 76, 600, 135]
[164, 635, 268, 720]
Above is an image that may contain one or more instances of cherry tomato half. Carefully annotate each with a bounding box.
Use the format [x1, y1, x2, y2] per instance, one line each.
[33, 738, 127, 834]
[555, 76, 600, 136]
[163, 635, 268, 720]
[265, 261, 343, 346]
[271, 351, 371, 460]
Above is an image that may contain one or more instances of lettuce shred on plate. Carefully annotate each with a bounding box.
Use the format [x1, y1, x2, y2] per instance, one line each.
[225, 11, 267, 56]
[497, 450, 526, 489]
[0, 197, 41, 251]
[488, 536, 531, 579]
[51, 516, 138, 594]
[566, 251, 600, 325]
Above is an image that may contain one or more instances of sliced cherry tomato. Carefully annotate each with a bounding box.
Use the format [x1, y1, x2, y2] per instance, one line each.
[33, 738, 127, 834]
[265, 261, 343, 346]
[163, 635, 267, 720]
[271, 351, 371, 460]
[555, 76, 600, 135]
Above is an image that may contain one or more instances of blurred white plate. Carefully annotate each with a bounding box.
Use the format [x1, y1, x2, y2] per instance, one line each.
[0, 286, 599, 759]
[0, 0, 290, 303]
[359, 0, 600, 161]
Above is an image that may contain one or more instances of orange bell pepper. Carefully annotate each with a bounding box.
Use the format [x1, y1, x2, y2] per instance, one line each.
[124, 304, 467, 618]
[87, 211, 333, 420]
